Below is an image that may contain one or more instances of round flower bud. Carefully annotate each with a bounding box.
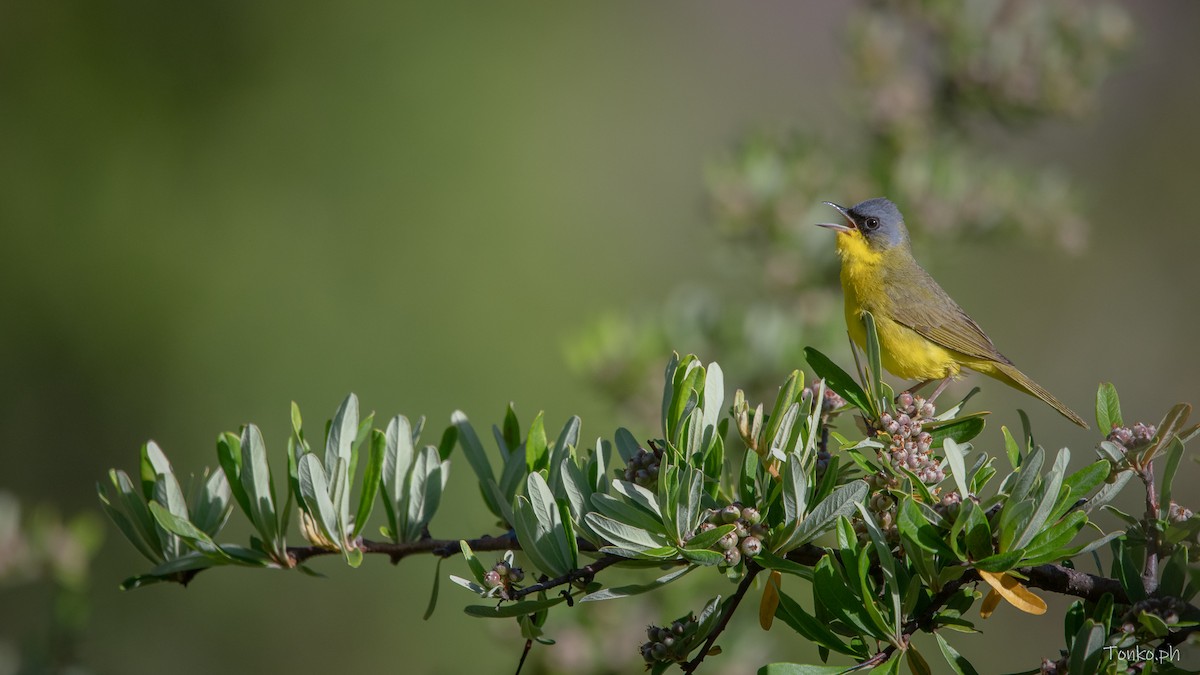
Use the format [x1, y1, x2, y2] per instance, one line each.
[484, 570, 503, 588]
[741, 507, 762, 525]
[740, 536, 763, 557]
[720, 505, 741, 524]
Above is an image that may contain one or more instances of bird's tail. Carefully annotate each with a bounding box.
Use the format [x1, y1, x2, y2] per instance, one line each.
[991, 362, 1089, 429]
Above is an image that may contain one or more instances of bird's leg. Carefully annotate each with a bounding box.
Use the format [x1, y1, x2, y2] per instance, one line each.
[903, 379, 937, 397]
[926, 378, 953, 404]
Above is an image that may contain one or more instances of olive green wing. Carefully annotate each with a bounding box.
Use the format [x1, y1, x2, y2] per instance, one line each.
[883, 264, 1013, 365]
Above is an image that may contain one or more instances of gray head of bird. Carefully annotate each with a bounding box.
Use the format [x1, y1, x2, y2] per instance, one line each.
[817, 197, 910, 251]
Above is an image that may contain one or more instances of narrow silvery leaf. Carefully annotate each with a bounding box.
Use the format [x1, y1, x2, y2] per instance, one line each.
[298, 453, 339, 544]
[590, 493, 666, 534]
[97, 477, 162, 563]
[943, 439, 970, 498]
[702, 362, 724, 437]
[1013, 447, 1069, 551]
[190, 469, 232, 537]
[781, 456, 807, 529]
[613, 427, 640, 464]
[409, 447, 444, 541]
[240, 424, 278, 549]
[451, 410, 495, 483]
[611, 480, 663, 518]
[140, 441, 174, 500]
[325, 394, 359, 479]
[661, 352, 680, 441]
[1008, 446, 1044, 503]
[513, 496, 564, 575]
[784, 480, 869, 551]
[383, 415, 415, 517]
[583, 512, 666, 552]
[580, 565, 695, 602]
[768, 402, 800, 461]
[352, 429, 385, 539]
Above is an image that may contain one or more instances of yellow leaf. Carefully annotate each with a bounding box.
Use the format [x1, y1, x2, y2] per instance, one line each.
[978, 570, 1047, 615]
[979, 589, 1001, 619]
[760, 570, 782, 630]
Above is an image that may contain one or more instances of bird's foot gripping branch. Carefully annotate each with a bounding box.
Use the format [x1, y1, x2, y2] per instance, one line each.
[100, 322, 1200, 674]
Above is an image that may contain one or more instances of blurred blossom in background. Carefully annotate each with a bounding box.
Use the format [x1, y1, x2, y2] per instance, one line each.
[0, 1, 1197, 673]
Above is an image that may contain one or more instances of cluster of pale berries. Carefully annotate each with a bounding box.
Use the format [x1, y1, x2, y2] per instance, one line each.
[692, 503, 765, 568]
[482, 559, 524, 593]
[639, 615, 700, 666]
[1105, 422, 1157, 457]
[623, 441, 663, 488]
[876, 391, 943, 485]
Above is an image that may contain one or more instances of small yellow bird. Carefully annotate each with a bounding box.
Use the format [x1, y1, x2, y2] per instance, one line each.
[817, 197, 1088, 428]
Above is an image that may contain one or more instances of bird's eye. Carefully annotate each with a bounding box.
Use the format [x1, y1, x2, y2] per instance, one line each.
[864, 217, 880, 231]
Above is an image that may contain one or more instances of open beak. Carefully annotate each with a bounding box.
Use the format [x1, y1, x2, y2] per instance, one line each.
[816, 201, 854, 232]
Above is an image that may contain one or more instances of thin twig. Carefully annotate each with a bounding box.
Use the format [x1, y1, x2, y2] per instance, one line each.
[1139, 462, 1160, 596]
[514, 638, 533, 675]
[681, 563, 763, 673]
[509, 554, 624, 601]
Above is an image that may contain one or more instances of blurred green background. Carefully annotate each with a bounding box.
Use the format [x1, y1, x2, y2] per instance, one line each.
[1, 1, 1198, 673]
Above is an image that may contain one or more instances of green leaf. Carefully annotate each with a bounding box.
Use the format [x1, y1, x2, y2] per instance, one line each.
[763, 371, 802, 455]
[1002, 426, 1020, 469]
[813, 556, 882, 639]
[580, 565, 695, 602]
[1095, 383, 1122, 434]
[298, 453, 339, 544]
[423, 557, 442, 620]
[1067, 619, 1105, 675]
[502, 403, 521, 454]
[216, 432, 252, 529]
[861, 312, 883, 408]
[147, 501, 231, 562]
[382, 415, 414, 541]
[905, 646, 933, 675]
[464, 595, 565, 618]
[928, 415, 986, 448]
[943, 439, 970, 499]
[774, 590, 861, 657]
[757, 665, 848, 675]
[1012, 447, 1068, 550]
[754, 550, 815, 582]
[189, 469, 233, 537]
[97, 472, 163, 563]
[782, 480, 869, 552]
[526, 411, 548, 474]
[584, 513, 665, 553]
[1142, 403, 1192, 465]
[459, 540, 488, 585]
[139, 441, 173, 501]
[897, 498, 951, 558]
[804, 348, 872, 415]
[590, 493, 665, 535]
[679, 548, 725, 565]
[1159, 438, 1184, 519]
[451, 411, 501, 518]
[529, 472, 573, 573]
[684, 524, 735, 551]
[407, 446, 445, 541]
[352, 429, 385, 538]
[963, 501, 992, 562]
[780, 456, 808, 534]
[935, 633, 980, 675]
[972, 550, 1023, 573]
[325, 394, 359, 480]
[240, 424, 280, 555]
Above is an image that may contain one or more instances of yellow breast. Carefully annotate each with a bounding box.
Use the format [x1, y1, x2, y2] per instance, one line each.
[836, 232, 961, 381]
